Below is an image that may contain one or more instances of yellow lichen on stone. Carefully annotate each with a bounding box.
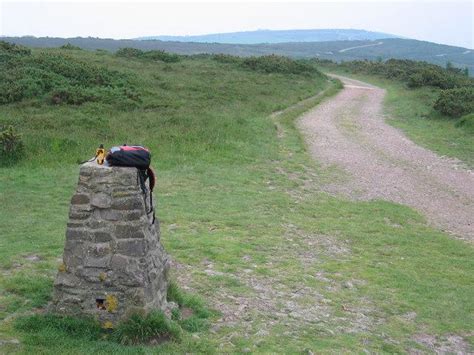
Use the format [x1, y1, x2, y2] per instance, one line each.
[99, 272, 107, 282]
[105, 294, 118, 312]
[58, 263, 67, 272]
[102, 321, 114, 329]
[112, 191, 130, 198]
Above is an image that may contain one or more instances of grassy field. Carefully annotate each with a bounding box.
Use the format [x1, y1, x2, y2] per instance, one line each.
[318, 67, 474, 168]
[0, 49, 473, 353]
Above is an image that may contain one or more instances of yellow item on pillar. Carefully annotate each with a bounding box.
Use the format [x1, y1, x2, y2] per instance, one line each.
[96, 144, 107, 165]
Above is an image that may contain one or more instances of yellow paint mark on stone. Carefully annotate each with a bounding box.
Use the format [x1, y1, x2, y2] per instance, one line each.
[102, 321, 114, 329]
[58, 263, 67, 272]
[106, 294, 118, 312]
[99, 272, 107, 282]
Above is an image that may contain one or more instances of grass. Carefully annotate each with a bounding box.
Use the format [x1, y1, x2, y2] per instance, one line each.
[0, 49, 473, 353]
[318, 67, 474, 168]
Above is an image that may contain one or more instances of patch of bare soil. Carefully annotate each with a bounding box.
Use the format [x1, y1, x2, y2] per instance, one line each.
[298, 75, 474, 242]
[411, 333, 473, 354]
[171, 226, 379, 345]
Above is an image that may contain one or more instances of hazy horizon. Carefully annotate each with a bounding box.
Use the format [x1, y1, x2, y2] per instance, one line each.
[1, 1, 473, 48]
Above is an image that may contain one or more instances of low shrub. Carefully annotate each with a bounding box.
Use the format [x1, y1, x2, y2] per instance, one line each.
[59, 43, 82, 50]
[0, 125, 24, 165]
[112, 311, 181, 345]
[0, 41, 141, 107]
[212, 54, 243, 64]
[434, 87, 474, 117]
[116, 47, 181, 63]
[142, 50, 181, 63]
[242, 55, 318, 75]
[329, 58, 473, 90]
[0, 40, 31, 57]
[50, 86, 98, 105]
[455, 113, 474, 134]
[115, 47, 144, 58]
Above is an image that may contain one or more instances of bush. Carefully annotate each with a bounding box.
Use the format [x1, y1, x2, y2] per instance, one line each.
[112, 311, 181, 345]
[434, 87, 474, 117]
[0, 42, 141, 107]
[212, 54, 243, 64]
[50, 86, 97, 105]
[333, 58, 473, 90]
[115, 47, 144, 58]
[455, 113, 474, 133]
[142, 50, 181, 63]
[116, 47, 181, 63]
[242, 55, 318, 75]
[60, 43, 82, 50]
[0, 41, 31, 57]
[0, 125, 24, 165]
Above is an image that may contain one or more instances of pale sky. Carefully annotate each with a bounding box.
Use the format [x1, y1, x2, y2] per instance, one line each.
[1, 0, 473, 48]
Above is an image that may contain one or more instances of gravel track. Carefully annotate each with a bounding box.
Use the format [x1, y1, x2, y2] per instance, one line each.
[298, 75, 474, 242]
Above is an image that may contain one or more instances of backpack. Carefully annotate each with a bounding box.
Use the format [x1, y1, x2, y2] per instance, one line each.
[106, 145, 151, 169]
[106, 145, 156, 223]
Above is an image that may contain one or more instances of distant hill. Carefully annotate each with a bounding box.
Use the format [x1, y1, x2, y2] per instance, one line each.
[3, 36, 473, 74]
[136, 29, 399, 44]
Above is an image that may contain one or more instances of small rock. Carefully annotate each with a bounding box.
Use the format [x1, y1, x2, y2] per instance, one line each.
[343, 281, 354, 289]
[167, 224, 178, 231]
[24, 255, 41, 262]
[242, 255, 252, 262]
[204, 269, 224, 276]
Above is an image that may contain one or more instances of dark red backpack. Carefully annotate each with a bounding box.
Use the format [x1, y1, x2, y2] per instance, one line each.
[106, 145, 151, 169]
[106, 145, 156, 223]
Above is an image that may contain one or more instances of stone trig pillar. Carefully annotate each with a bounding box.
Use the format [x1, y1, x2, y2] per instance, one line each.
[51, 162, 170, 326]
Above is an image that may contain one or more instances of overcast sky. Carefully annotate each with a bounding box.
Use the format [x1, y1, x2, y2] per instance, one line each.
[1, 0, 473, 48]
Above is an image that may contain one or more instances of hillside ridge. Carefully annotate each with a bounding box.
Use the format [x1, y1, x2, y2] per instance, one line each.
[3, 36, 473, 74]
[135, 28, 399, 44]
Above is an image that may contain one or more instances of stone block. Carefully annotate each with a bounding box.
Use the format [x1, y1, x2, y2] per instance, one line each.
[88, 242, 111, 257]
[69, 209, 90, 220]
[91, 192, 112, 209]
[66, 228, 90, 241]
[112, 197, 144, 211]
[54, 272, 82, 288]
[115, 224, 145, 239]
[117, 239, 147, 257]
[71, 194, 90, 205]
[92, 231, 113, 242]
[84, 254, 112, 268]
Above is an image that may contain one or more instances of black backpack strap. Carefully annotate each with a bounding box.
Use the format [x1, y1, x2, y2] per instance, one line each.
[149, 190, 155, 224]
[137, 169, 155, 224]
[137, 169, 147, 194]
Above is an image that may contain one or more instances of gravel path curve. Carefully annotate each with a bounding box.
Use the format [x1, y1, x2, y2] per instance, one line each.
[298, 75, 474, 242]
